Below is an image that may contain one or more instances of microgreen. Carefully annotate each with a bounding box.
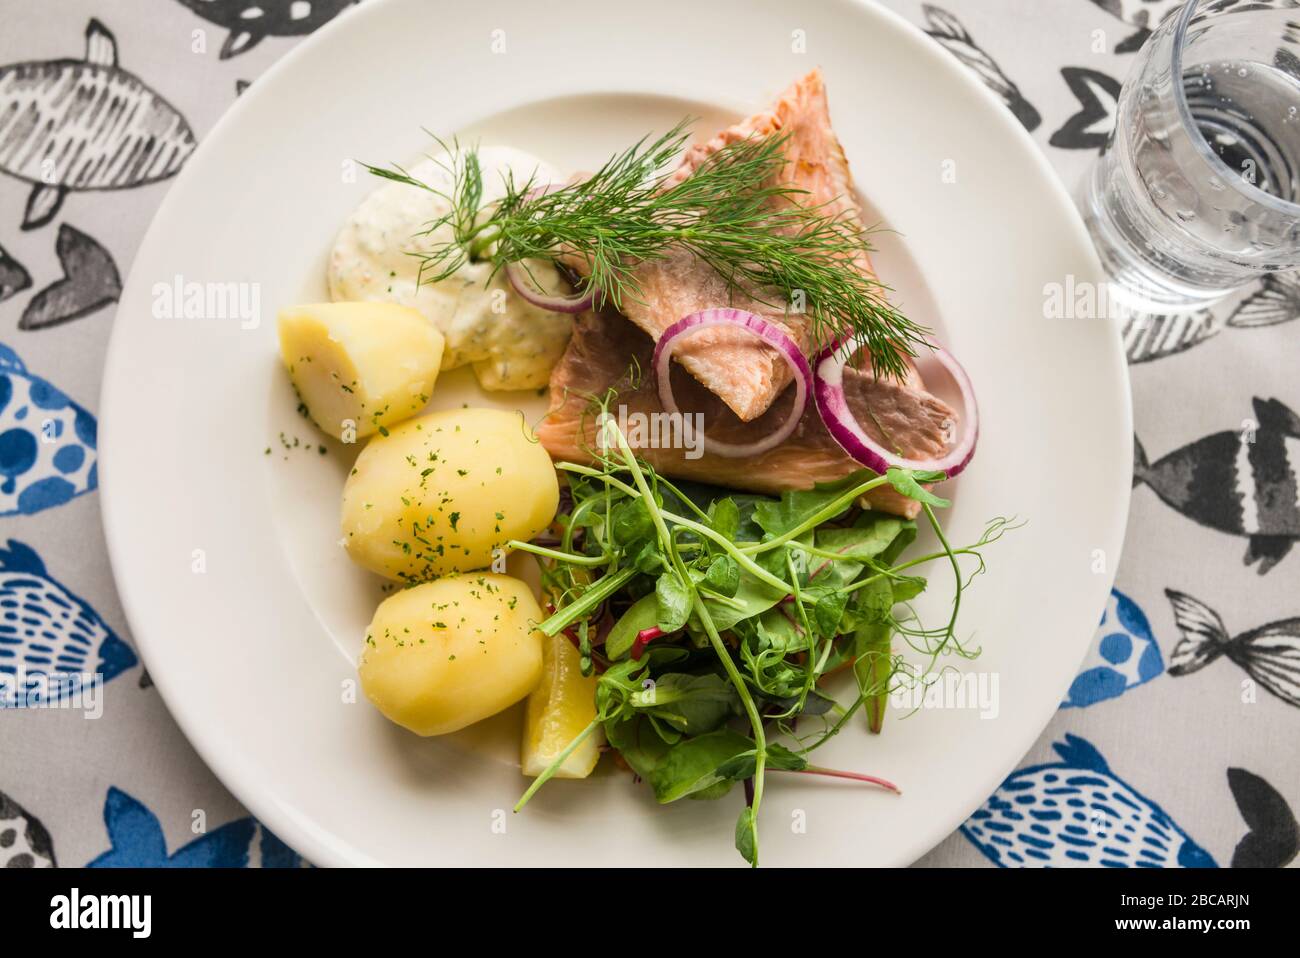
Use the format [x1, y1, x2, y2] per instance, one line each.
[507, 407, 1012, 865]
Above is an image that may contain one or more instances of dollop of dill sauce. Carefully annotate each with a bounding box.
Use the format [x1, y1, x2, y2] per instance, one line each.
[332, 145, 574, 390]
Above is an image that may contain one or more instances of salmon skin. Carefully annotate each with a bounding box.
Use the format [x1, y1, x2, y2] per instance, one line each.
[537, 312, 954, 520]
[569, 68, 876, 423]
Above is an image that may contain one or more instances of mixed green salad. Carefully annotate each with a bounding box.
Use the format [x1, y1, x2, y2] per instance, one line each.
[510, 413, 1011, 866]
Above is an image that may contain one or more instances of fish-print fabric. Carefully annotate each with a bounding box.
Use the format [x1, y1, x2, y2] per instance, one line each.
[0, 345, 97, 515]
[962, 735, 1218, 867]
[0, 0, 1295, 870]
[1134, 397, 1300, 574]
[0, 20, 197, 229]
[0, 539, 135, 701]
[1165, 590, 1300, 708]
[1061, 589, 1164, 709]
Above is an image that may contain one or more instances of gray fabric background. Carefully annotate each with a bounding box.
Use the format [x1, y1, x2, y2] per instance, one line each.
[0, 0, 1295, 867]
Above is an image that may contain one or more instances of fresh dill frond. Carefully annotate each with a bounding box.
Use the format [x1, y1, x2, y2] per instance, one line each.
[362, 129, 484, 277]
[365, 121, 929, 379]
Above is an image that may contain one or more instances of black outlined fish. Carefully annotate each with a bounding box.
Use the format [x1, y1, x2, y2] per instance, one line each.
[921, 5, 1042, 131]
[1166, 590, 1300, 708]
[19, 224, 121, 330]
[1086, 0, 1184, 53]
[1228, 768, 1299, 868]
[1278, 47, 1300, 78]
[0, 789, 56, 867]
[1123, 306, 1220, 363]
[176, 0, 360, 60]
[0, 20, 197, 230]
[0, 343, 98, 516]
[1050, 67, 1122, 152]
[1122, 275, 1298, 362]
[1228, 273, 1300, 329]
[0, 244, 32, 304]
[1135, 398, 1300, 574]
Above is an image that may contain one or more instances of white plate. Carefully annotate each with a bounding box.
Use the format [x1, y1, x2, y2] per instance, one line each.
[100, 0, 1131, 866]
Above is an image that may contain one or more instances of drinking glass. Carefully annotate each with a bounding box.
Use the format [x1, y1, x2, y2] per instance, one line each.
[1081, 0, 1300, 309]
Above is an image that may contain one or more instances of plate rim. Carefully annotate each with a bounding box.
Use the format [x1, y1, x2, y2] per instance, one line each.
[99, 0, 1133, 867]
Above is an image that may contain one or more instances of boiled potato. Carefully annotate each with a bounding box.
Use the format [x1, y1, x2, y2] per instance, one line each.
[278, 302, 444, 442]
[341, 407, 559, 582]
[359, 574, 544, 736]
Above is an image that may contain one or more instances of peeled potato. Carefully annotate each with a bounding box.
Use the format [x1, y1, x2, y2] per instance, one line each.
[278, 302, 444, 442]
[341, 407, 559, 582]
[359, 574, 544, 736]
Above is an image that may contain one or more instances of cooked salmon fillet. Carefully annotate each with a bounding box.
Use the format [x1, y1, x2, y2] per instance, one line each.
[567, 68, 877, 423]
[537, 312, 955, 520]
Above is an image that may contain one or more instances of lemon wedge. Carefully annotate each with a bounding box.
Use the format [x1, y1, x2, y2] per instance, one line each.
[521, 633, 603, 779]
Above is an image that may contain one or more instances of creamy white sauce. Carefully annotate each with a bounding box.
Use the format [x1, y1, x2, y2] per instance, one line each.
[328, 145, 574, 391]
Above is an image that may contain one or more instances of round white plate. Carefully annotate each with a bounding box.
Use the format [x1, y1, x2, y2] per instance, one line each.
[100, 0, 1131, 866]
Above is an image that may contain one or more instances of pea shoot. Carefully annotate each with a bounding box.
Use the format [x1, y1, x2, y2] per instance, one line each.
[508, 406, 1014, 866]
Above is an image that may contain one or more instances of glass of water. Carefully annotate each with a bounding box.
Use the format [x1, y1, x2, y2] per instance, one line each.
[1082, 0, 1300, 309]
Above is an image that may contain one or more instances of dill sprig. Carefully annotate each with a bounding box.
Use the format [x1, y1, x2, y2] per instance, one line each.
[364, 120, 929, 380]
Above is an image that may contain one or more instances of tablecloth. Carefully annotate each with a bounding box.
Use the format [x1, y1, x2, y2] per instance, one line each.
[0, 0, 1295, 869]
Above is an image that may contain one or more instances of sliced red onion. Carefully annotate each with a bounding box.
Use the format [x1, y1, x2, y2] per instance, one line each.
[505, 260, 594, 314]
[652, 308, 812, 459]
[501, 181, 594, 313]
[813, 338, 978, 479]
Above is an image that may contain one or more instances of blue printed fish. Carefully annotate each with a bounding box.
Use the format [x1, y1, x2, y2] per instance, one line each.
[1134, 397, 1300, 574]
[0, 539, 136, 702]
[88, 787, 303, 867]
[1166, 589, 1300, 708]
[962, 735, 1216, 867]
[0, 343, 97, 515]
[1062, 588, 1164, 708]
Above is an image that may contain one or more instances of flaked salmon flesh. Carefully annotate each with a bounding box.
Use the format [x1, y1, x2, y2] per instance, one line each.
[568, 68, 879, 423]
[537, 311, 955, 520]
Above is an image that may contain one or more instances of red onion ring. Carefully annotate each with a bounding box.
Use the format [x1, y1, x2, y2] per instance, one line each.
[813, 338, 978, 478]
[505, 260, 594, 314]
[652, 308, 811, 458]
[502, 182, 594, 313]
